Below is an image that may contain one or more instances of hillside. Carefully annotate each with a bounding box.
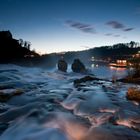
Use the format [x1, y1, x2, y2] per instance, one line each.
[0, 31, 39, 63]
[42, 42, 140, 67]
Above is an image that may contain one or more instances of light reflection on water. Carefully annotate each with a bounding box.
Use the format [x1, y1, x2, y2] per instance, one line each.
[91, 65, 127, 79]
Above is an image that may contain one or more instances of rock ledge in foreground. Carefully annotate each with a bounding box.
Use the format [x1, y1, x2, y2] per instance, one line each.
[126, 87, 140, 102]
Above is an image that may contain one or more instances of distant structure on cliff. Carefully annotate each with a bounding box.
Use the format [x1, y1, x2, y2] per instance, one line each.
[0, 30, 39, 63]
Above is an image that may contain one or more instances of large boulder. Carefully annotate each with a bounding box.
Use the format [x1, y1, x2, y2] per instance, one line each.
[126, 87, 140, 102]
[0, 89, 23, 102]
[74, 76, 99, 87]
[71, 59, 86, 73]
[57, 59, 68, 72]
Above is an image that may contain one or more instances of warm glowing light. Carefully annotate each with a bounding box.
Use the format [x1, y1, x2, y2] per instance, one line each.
[109, 63, 117, 66]
[109, 66, 126, 71]
[117, 60, 127, 64]
[110, 60, 127, 68]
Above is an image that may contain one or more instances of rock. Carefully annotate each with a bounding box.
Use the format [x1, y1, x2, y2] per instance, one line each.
[0, 89, 23, 102]
[126, 87, 140, 102]
[71, 59, 86, 73]
[118, 77, 140, 84]
[0, 123, 8, 135]
[57, 59, 68, 72]
[74, 76, 100, 87]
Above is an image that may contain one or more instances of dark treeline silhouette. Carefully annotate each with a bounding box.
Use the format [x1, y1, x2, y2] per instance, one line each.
[0, 30, 39, 64]
[0, 30, 140, 68]
[42, 41, 140, 67]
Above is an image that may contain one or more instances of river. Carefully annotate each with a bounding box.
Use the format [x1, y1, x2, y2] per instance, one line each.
[0, 64, 140, 140]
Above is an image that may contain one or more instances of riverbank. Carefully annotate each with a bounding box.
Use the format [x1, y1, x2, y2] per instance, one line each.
[119, 76, 140, 85]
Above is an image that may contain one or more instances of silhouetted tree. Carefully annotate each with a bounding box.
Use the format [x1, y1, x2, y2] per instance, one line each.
[24, 41, 31, 50]
[130, 41, 136, 48]
[18, 39, 24, 47]
[0, 30, 39, 63]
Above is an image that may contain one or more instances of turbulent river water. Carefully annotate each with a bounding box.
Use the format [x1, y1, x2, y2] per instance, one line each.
[0, 64, 140, 140]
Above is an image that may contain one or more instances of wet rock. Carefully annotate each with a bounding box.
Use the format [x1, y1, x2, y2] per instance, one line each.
[74, 76, 99, 87]
[102, 85, 108, 92]
[126, 87, 140, 102]
[0, 103, 10, 113]
[71, 59, 86, 73]
[57, 59, 68, 72]
[118, 77, 140, 84]
[0, 85, 14, 90]
[0, 89, 23, 102]
[84, 125, 140, 140]
[88, 112, 114, 126]
[0, 123, 8, 135]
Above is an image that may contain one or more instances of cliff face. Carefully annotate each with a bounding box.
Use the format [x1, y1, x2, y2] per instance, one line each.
[0, 31, 39, 63]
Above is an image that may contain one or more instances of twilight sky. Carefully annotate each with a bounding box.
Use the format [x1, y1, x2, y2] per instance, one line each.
[0, 0, 140, 54]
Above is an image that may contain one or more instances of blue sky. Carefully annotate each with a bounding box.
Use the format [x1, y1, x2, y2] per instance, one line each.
[0, 0, 140, 54]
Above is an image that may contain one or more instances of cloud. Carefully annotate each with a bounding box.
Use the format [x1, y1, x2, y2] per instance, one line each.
[105, 33, 125, 38]
[106, 20, 134, 32]
[105, 33, 122, 38]
[106, 21, 125, 29]
[104, 33, 113, 36]
[123, 28, 134, 31]
[65, 20, 96, 34]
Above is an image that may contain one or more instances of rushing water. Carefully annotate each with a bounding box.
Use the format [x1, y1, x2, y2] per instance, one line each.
[0, 64, 140, 140]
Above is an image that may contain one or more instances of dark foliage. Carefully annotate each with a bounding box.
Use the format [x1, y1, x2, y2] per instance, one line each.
[0, 30, 39, 63]
[42, 41, 140, 67]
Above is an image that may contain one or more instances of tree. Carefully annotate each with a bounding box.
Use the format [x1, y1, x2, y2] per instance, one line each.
[24, 41, 31, 50]
[18, 39, 24, 47]
[18, 39, 31, 50]
[130, 41, 136, 48]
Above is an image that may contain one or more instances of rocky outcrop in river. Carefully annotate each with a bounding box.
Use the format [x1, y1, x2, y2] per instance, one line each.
[57, 59, 68, 72]
[71, 59, 86, 73]
[126, 87, 140, 102]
